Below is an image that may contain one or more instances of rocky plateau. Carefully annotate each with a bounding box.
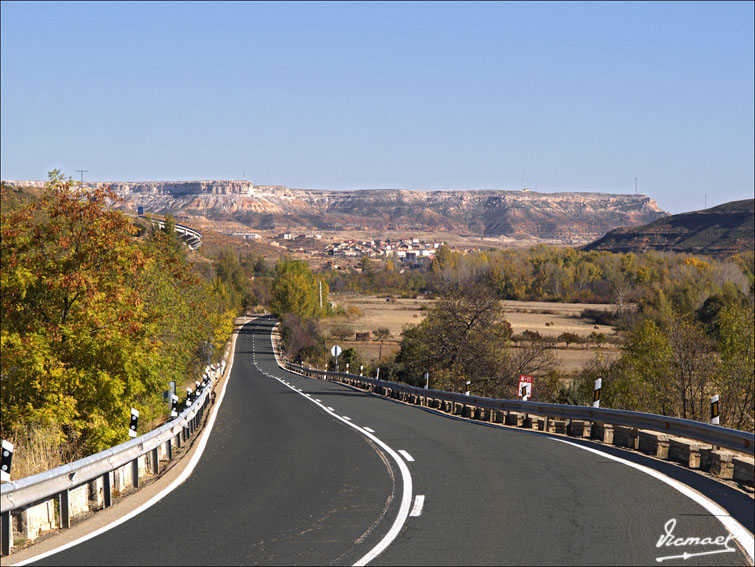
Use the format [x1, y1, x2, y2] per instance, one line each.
[3, 179, 667, 244]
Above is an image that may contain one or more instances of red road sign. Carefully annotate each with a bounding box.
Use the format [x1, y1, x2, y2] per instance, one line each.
[518, 374, 533, 400]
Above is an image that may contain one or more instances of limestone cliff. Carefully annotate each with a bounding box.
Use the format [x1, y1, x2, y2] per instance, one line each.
[2, 180, 667, 243]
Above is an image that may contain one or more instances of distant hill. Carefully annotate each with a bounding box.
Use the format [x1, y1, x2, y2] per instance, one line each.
[583, 199, 754, 258]
[1, 180, 668, 245]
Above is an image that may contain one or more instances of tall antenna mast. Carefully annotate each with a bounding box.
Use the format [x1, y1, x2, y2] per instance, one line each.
[635, 177, 638, 195]
[76, 169, 88, 187]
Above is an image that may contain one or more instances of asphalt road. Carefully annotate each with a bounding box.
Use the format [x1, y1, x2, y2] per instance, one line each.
[28, 317, 754, 565]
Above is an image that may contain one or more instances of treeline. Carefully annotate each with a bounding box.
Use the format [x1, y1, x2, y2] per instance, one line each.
[0, 173, 242, 468]
[314, 246, 755, 430]
[323, 245, 753, 312]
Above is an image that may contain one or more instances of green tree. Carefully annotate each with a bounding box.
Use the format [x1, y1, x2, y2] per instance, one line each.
[716, 304, 754, 430]
[608, 319, 674, 415]
[270, 258, 327, 319]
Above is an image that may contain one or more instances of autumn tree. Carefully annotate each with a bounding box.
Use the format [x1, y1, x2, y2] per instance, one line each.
[1, 172, 158, 452]
[1, 172, 237, 457]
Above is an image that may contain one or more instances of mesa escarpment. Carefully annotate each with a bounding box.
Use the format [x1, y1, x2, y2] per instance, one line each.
[2, 180, 667, 244]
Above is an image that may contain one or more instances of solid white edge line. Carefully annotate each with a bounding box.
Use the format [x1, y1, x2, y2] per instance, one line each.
[269, 324, 413, 567]
[551, 437, 754, 563]
[409, 495, 425, 517]
[398, 450, 415, 462]
[12, 317, 247, 567]
[270, 374, 413, 567]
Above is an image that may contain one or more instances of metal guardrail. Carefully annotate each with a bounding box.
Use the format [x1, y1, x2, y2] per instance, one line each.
[1, 378, 215, 555]
[277, 356, 754, 457]
[148, 219, 202, 250]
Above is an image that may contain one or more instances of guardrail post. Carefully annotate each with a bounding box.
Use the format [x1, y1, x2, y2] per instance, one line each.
[166, 438, 173, 460]
[151, 447, 159, 475]
[132, 458, 140, 489]
[2, 510, 13, 556]
[103, 472, 112, 508]
[58, 489, 70, 528]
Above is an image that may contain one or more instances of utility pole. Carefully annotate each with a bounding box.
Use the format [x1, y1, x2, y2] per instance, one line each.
[76, 169, 88, 187]
[635, 177, 638, 195]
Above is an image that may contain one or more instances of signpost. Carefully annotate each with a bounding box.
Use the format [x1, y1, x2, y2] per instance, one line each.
[518, 374, 533, 401]
[330, 344, 342, 371]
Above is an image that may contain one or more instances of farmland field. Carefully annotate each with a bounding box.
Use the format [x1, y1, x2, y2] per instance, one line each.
[323, 294, 622, 372]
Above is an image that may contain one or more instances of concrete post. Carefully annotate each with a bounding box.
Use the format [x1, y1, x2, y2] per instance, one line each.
[58, 489, 70, 529]
[132, 458, 140, 489]
[151, 447, 160, 475]
[2, 510, 11, 556]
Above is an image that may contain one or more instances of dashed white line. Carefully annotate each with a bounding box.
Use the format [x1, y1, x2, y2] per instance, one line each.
[342, 416, 351, 421]
[410, 495, 425, 517]
[398, 450, 415, 462]
[268, 323, 414, 567]
[364, 427, 375, 433]
[327, 407, 334, 411]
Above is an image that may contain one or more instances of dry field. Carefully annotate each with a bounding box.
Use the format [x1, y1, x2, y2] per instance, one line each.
[323, 294, 622, 372]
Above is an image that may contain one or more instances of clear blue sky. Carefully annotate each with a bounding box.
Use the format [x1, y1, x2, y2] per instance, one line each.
[2, 1, 753, 213]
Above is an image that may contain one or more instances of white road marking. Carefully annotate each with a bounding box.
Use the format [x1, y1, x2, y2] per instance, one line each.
[327, 407, 334, 411]
[398, 450, 415, 462]
[552, 438, 754, 563]
[410, 495, 425, 517]
[268, 324, 414, 567]
[15, 316, 247, 566]
[364, 427, 375, 433]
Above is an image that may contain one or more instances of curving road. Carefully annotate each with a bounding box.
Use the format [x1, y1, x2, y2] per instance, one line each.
[25, 318, 754, 565]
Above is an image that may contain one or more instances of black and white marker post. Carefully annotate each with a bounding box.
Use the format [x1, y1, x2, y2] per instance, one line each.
[424, 372, 429, 389]
[710, 395, 719, 425]
[465, 380, 471, 396]
[171, 394, 179, 417]
[129, 408, 139, 438]
[593, 378, 602, 408]
[1, 440, 13, 482]
[360, 365, 364, 376]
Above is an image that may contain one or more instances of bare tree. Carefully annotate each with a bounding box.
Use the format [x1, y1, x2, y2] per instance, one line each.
[373, 327, 390, 360]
